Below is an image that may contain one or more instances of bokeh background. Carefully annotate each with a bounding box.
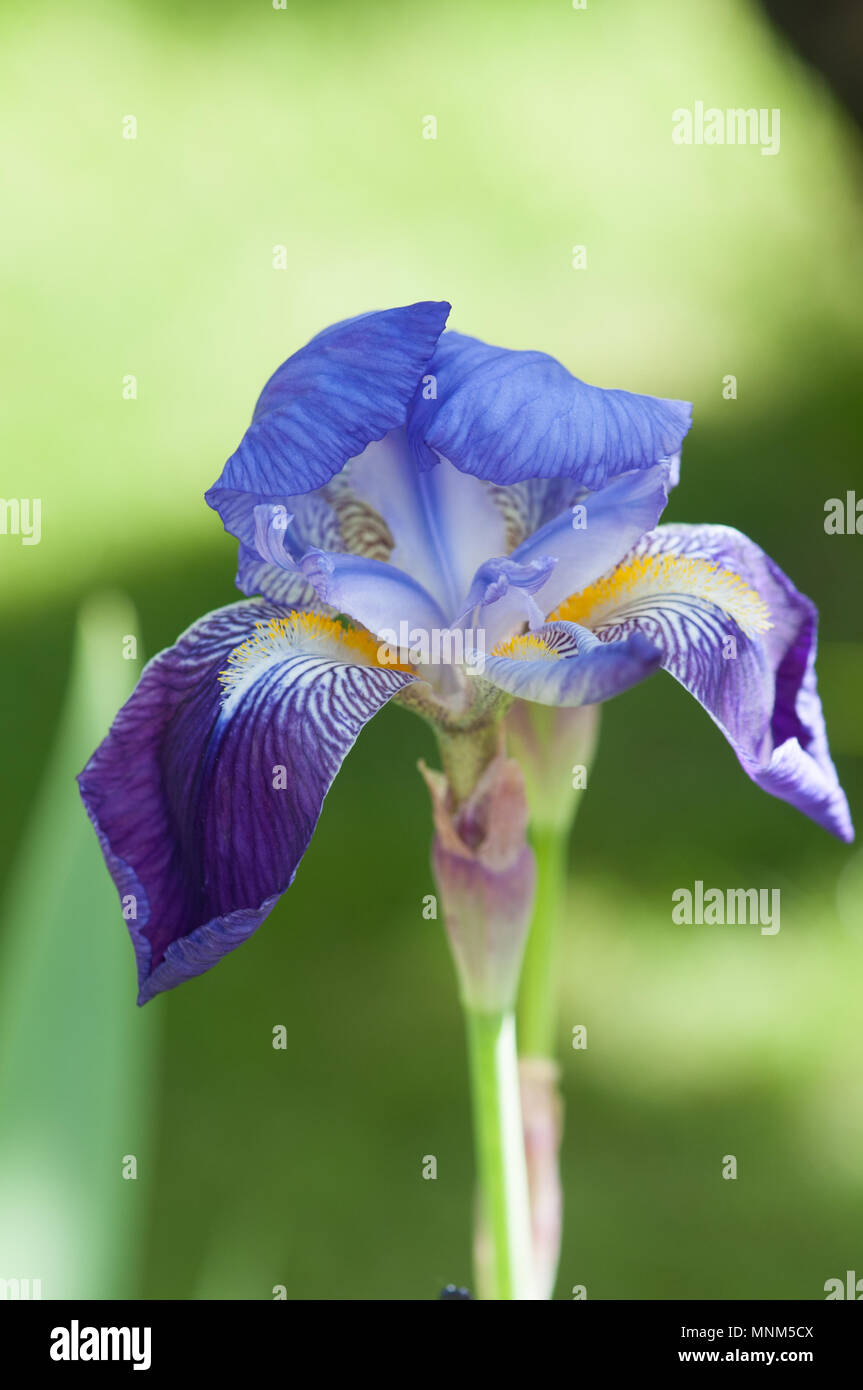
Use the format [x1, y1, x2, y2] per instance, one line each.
[1, 0, 862, 1300]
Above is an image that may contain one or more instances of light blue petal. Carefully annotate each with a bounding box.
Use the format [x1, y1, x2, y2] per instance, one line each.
[511, 463, 674, 617]
[346, 429, 507, 619]
[299, 548, 449, 639]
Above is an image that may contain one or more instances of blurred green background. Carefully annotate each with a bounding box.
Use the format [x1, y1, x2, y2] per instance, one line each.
[1, 0, 862, 1300]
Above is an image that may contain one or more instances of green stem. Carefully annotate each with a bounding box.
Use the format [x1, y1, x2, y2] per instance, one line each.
[465, 1008, 535, 1299]
[517, 826, 569, 1058]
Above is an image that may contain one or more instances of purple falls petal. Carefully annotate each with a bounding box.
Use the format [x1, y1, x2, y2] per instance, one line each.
[587, 525, 854, 842]
[78, 600, 415, 1003]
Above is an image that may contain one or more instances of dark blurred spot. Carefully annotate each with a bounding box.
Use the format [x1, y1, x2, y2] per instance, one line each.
[759, 1, 863, 130]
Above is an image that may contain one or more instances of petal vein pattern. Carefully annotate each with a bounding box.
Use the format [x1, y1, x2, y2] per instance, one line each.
[78, 601, 415, 1003]
[550, 525, 852, 840]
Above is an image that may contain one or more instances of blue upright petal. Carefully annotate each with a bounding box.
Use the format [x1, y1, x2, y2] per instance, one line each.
[409, 330, 691, 488]
[78, 601, 415, 1003]
[206, 301, 451, 544]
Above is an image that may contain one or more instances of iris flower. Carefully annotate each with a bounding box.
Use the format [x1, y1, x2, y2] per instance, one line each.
[78, 299, 852, 1010]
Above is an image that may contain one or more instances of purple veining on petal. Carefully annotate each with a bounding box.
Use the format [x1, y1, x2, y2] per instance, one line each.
[78, 600, 415, 1002]
[591, 525, 854, 842]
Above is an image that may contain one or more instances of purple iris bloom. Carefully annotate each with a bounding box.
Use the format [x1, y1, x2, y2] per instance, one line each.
[78, 301, 853, 1004]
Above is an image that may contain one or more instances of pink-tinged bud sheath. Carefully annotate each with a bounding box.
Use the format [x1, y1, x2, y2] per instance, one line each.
[420, 754, 537, 1015]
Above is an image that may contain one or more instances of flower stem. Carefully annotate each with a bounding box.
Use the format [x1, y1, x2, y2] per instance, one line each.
[465, 1008, 535, 1299]
[517, 826, 569, 1058]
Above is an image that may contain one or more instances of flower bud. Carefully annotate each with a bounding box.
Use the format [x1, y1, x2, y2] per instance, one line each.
[420, 755, 536, 1012]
